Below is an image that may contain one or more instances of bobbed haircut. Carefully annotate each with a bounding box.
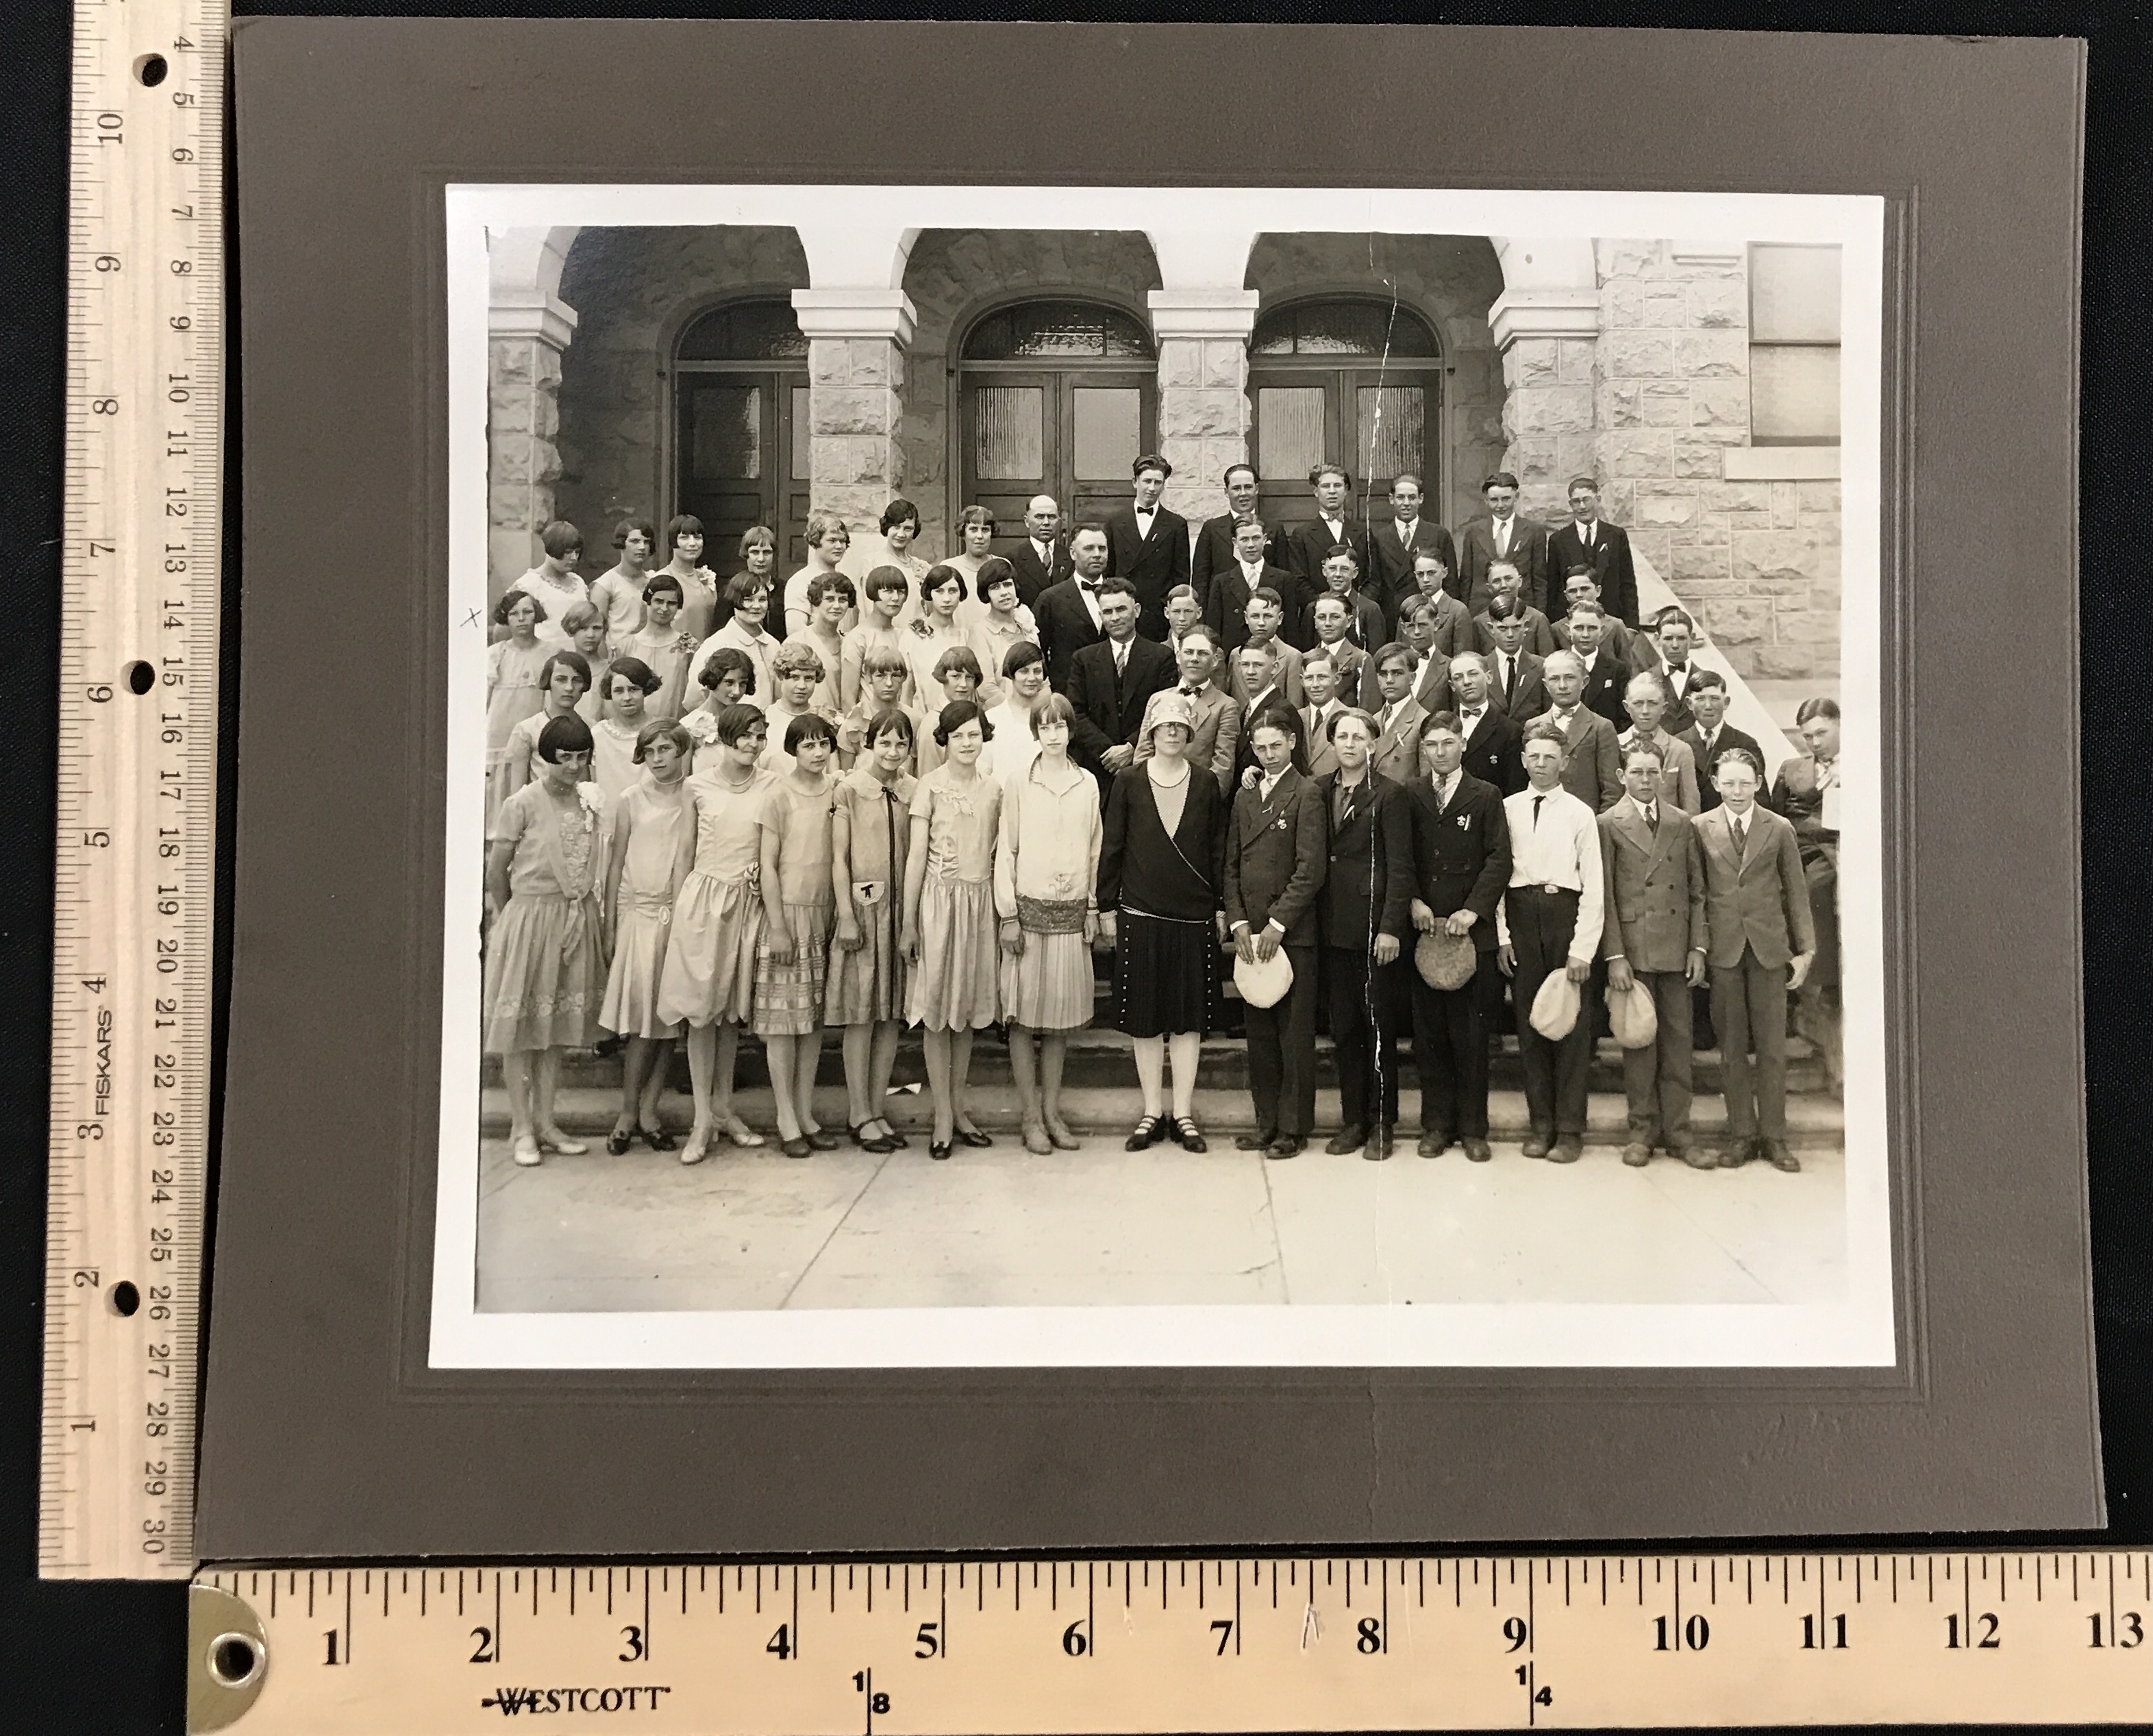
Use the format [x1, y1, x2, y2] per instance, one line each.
[1795, 695, 1841, 725]
[538, 519, 583, 558]
[956, 504, 998, 535]
[633, 719, 693, 764]
[976, 556, 1019, 599]
[862, 564, 911, 603]
[665, 514, 705, 542]
[738, 524, 777, 558]
[613, 515, 658, 551]
[770, 640, 826, 682]
[919, 562, 969, 605]
[536, 712, 595, 763]
[861, 645, 909, 678]
[933, 645, 984, 684]
[863, 706, 916, 749]
[697, 647, 756, 695]
[493, 587, 547, 627]
[607, 656, 662, 697]
[714, 702, 769, 748]
[538, 649, 593, 695]
[879, 497, 921, 536]
[561, 599, 605, 636]
[723, 571, 769, 609]
[1001, 640, 1045, 679]
[1029, 693, 1076, 737]
[640, 572, 685, 604]
[804, 510, 851, 549]
[784, 710, 840, 755]
[932, 699, 994, 747]
[806, 571, 857, 608]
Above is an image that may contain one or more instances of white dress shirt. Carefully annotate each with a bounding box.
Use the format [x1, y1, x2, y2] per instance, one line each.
[1319, 513, 1345, 547]
[1576, 517, 1597, 549]
[1494, 784, 1606, 959]
[1134, 506, 1157, 539]
[1456, 704, 1487, 740]
[1075, 580, 1103, 630]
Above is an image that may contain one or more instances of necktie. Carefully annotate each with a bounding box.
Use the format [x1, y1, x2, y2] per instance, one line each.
[1495, 520, 1510, 556]
[1582, 522, 1594, 549]
[1502, 656, 1515, 702]
[1114, 640, 1128, 676]
[1532, 794, 1544, 829]
[1645, 804, 1659, 835]
[1732, 816, 1747, 856]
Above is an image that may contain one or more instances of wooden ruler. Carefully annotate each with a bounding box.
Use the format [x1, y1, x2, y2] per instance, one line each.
[188, 1553, 2152, 1731]
[43, 0, 226, 1578]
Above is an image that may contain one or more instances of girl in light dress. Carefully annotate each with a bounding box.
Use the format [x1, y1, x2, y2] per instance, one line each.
[839, 567, 913, 712]
[838, 647, 919, 771]
[598, 717, 691, 1154]
[995, 694, 1102, 1155]
[589, 656, 661, 799]
[901, 700, 1004, 1161]
[981, 641, 1047, 783]
[683, 647, 755, 777]
[799, 572, 853, 713]
[758, 641, 827, 776]
[753, 712, 842, 1159]
[659, 514, 720, 644]
[483, 712, 609, 1168]
[588, 515, 657, 649]
[564, 602, 613, 726]
[484, 588, 551, 837]
[499, 519, 586, 647]
[620, 573, 696, 719]
[717, 525, 780, 637]
[967, 558, 1038, 707]
[914, 647, 983, 779]
[655, 703, 773, 1165]
[901, 565, 972, 717]
[784, 511, 852, 637]
[942, 505, 997, 629]
[863, 499, 934, 626]
[686, 575, 779, 711]
[494, 650, 592, 834]
[827, 708, 917, 1154]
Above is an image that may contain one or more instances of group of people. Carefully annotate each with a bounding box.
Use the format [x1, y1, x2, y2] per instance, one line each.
[480, 454, 1843, 1171]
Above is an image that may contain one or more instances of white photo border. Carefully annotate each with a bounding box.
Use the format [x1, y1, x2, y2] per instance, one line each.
[434, 184, 1889, 1370]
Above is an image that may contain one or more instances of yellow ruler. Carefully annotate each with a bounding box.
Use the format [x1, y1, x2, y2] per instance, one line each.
[188, 1553, 2152, 1731]
[44, 0, 226, 1578]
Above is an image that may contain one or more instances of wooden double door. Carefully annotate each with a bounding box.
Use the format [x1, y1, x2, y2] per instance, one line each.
[1247, 362, 1445, 554]
[672, 369, 812, 572]
[960, 368, 1156, 558]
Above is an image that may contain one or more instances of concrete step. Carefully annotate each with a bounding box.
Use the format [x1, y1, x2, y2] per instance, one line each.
[480, 1028, 1828, 1098]
[480, 1082, 1843, 1150]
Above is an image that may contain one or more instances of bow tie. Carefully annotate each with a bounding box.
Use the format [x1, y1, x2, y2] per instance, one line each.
[1179, 684, 1202, 697]
[1078, 580, 1098, 593]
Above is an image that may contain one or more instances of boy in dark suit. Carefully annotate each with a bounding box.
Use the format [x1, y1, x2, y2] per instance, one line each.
[1600, 737, 1710, 1167]
[1402, 710, 1513, 1160]
[1455, 470, 1551, 616]
[1284, 462, 1362, 593]
[1065, 578, 1176, 793]
[1477, 596, 1551, 723]
[1695, 746, 1818, 1172]
[1302, 544, 1386, 652]
[1364, 473, 1458, 634]
[1443, 652, 1526, 795]
[1225, 714, 1330, 1157]
[1317, 709, 1414, 1158]
[1103, 453, 1190, 642]
[1189, 462, 1261, 606]
[1545, 476, 1639, 625]
[1205, 517, 1302, 658]
[1676, 669, 1763, 814]
[1563, 602, 1635, 727]
[1470, 562, 1558, 657]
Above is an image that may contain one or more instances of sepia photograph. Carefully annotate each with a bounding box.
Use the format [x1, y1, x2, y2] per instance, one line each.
[433, 184, 1887, 1368]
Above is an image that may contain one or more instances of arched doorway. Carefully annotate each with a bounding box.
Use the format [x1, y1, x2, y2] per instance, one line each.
[957, 299, 1158, 556]
[671, 298, 811, 571]
[1246, 298, 1445, 548]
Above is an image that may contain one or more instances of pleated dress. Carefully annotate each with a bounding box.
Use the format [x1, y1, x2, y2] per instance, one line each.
[482, 781, 610, 1055]
[654, 769, 769, 1029]
[597, 778, 687, 1039]
[906, 767, 1002, 1032]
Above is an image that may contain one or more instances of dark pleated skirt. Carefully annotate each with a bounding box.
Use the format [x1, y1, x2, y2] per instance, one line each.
[1114, 909, 1219, 1039]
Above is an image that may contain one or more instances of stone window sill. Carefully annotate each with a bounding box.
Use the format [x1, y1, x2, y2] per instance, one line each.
[1722, 445, 1841, 481]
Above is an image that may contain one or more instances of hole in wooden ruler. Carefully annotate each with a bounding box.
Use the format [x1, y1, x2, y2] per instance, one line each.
[136, 54, 169, 87]
[123, 660, 155, 695]
[208, 1634, 262, 1689]
[108, 1280, 140, 1317]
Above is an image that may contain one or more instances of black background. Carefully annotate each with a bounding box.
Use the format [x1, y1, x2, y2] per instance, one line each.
[1, 3, 2144, 1728]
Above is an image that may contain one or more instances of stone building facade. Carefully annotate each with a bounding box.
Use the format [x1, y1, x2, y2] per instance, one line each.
[486, 225, 1841, 682]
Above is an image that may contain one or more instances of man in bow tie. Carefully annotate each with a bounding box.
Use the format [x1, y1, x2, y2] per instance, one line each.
[1636, 607, 1702, 736]
[1285, 462, 1362, 597]
[1034, 521, 1113, 693]
[1104, 453, 1190, 642]
[1134, 624, 1240, 795]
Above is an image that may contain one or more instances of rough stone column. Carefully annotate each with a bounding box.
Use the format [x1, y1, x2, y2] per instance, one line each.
[487, 301, 576, 602]
[793, 288, 915, 536]
[1147, 288, 1260, 525]
[1486, 286, 1600, 525]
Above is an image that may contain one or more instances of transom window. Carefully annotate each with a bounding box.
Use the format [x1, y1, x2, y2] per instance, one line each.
[962, 299, 1155, 362]
[1250, 299, 1440, 360]
[676, 298, 810, 363]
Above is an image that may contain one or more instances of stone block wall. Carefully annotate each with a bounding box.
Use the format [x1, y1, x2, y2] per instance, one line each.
[487, 335, 563, 599]
[900, 228, 1163, 556]
[1584, 239, 1839, 682]
[1499, 333, 1598, 525]
[1244, 233, 1506, 530]
[807, 336, 907, 536]
[551, 225, 808, 556]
